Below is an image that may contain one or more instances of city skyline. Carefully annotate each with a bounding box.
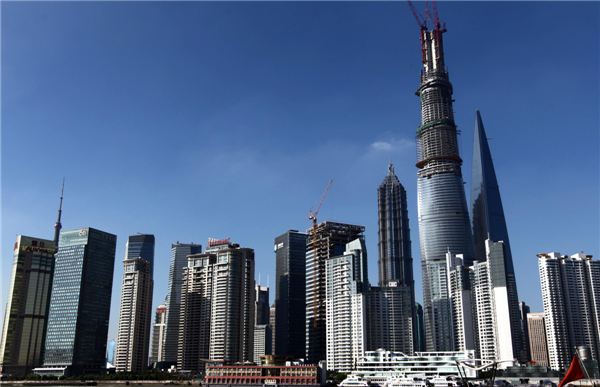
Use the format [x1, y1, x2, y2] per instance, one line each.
[2, 2, 598, 344]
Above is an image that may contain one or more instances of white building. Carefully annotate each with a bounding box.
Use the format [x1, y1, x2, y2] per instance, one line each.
[352, 349, 476, 385]
[150, 302, 167, 365]
[446, 253, 474, 352]
[538, 252, 600, 370]
[253, 325, 271, 364]
[115, 257, 154, 372]
[325, 238, 368, 372]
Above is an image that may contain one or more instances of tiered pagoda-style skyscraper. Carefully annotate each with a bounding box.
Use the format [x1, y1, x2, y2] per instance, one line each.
[415, 21, 475, 351]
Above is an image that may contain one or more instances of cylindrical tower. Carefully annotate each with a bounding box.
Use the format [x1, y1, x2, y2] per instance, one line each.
[415, 25, 475, 352]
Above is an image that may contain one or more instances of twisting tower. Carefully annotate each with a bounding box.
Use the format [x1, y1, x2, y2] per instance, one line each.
[410, 2, 475, 351]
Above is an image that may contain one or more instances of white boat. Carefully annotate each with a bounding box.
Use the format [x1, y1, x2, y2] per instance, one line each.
[339, 375, 371, 387]
[427, 376, 462, 387]
[383, 376, 430, 387]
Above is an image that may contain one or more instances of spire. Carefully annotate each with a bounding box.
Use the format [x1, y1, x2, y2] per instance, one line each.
[54, 178, 64, 247]
[388, 155, 395, 175]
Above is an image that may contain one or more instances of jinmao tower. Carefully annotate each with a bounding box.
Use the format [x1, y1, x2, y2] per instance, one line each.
[414, 17, 474, 351]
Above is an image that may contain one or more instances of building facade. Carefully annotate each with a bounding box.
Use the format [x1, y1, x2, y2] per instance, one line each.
[470, 110, 523, 362]
[39, 228, 116, 376]
[106, 339, 116, 366]
[150, 303, 167, 365]
[375, 162, 416, 354]
[0, 236, 56, 376]
[446, 253, 474, 353]
[519, 302, 531, 363]
[325, 238, 368, 372]
[115, 235, 155, 372]
[274, 230, 307, 360]
[253, 325, 272, 364]
[368, 284, 414, 355]
[306, 222, 364, 363]
[178, 240, 255, 374]
[255, 285, 270, 326]
[162, 242, 202, 363]
[414, 23, 475, 352]
[270, 303, 276, 355]
[527, 313, 549, 368]
[538, 252, 600, 370]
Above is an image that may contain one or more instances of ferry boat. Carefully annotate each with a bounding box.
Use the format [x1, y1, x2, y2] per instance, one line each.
[382, 376, 430, 387]
[339, 375, 371, 387]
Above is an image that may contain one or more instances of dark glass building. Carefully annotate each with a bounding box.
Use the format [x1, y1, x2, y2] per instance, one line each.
[125, 234, 155, 275]
[415, 22, 475, 351]
[274, 230, 307, 359]
[378, 162, 413, 287]
[162, 242, 202, 363]
[40, 228, 116, 376]
[470, 110, 523, 362]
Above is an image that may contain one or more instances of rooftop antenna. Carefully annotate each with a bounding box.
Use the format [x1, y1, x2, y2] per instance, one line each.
[267, 275, 269, 289]
[258, 273, 261, 286]
[54, 178, 65, 248]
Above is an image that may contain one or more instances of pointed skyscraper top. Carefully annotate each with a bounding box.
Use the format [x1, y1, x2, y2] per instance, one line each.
[470, 110, 513, 272]
[388, 155, 395, 175]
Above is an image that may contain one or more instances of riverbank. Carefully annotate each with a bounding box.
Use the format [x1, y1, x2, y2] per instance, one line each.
[0, 381, 198, 386]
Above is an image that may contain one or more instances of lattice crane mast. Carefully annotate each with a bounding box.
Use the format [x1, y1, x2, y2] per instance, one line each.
[308, 179, 332, 329]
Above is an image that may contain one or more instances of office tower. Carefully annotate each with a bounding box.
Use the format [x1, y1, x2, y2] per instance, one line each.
[106, 339, 116, 366]
[414, 21, 475, 352]
[115, 234, 155, 372]
[375, 162, 417, 354]
[274, 230, 308, 359]
[269, 303, 276, 355]
[446, 253, 474, 352]
[0, 237, 56, 376]
[162, 242, 202, 363]
[150, 303, 167, 365]
[255, 285, 270, 326]
[471, 110, 524, 361]
[538, 252, 600, 370]
[41, 228, 116, 376]
[179, 240, 254, 374]
[253, 325, 271, 364]
[368, 284, 414, 355]
[306, 222, 365, 363]
[326, 238, 368, 372]
[519, 302, 531, 363]
[527, 313, 549, 367]
[378, 161, 413, 288]
[415, 303, 425, 352]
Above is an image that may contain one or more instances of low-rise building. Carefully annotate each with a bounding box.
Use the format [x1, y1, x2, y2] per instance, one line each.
[203, 355, 325, 387]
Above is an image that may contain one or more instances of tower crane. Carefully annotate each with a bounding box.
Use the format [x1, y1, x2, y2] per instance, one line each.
[308, 179, 332, 329]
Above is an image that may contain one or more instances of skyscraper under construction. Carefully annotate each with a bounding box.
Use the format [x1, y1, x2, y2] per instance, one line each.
[414, 16, 475, 351]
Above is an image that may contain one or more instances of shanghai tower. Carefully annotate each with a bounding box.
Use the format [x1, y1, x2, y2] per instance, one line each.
[414, 19, 475, 351]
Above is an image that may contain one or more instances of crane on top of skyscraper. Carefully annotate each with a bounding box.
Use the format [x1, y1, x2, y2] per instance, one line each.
[407, 0, 446, 64]
[308, 179, 332, 329]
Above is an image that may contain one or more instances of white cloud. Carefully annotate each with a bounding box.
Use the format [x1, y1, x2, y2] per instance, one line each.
[368, 138, 414, 153]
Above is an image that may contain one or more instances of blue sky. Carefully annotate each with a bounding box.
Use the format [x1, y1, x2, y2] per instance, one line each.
[2, 1, 598, 344]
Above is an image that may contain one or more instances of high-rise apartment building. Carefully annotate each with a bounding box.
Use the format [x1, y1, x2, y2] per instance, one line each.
[368, 284, 414, 355]
[326, 238, 368, 372]
[150, 302, 167, 365]
[306, 222, 365, 363]
[414, 21, 475, 352]
[446, 253, 474, 353]
[527, 313, 549, 367]
[179, 240, 254, 374]
[39, 228, 116, 376]
[373, 162, 416, 354]
[162, 242, 202, 363]
[538, 252, 600, 370]
[470, 110, 523, 362]
[0, 237, 56, 376]
[115, 234, 155, 372]
[415, 303, 425, 352]
[274, 230, 307, 359]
